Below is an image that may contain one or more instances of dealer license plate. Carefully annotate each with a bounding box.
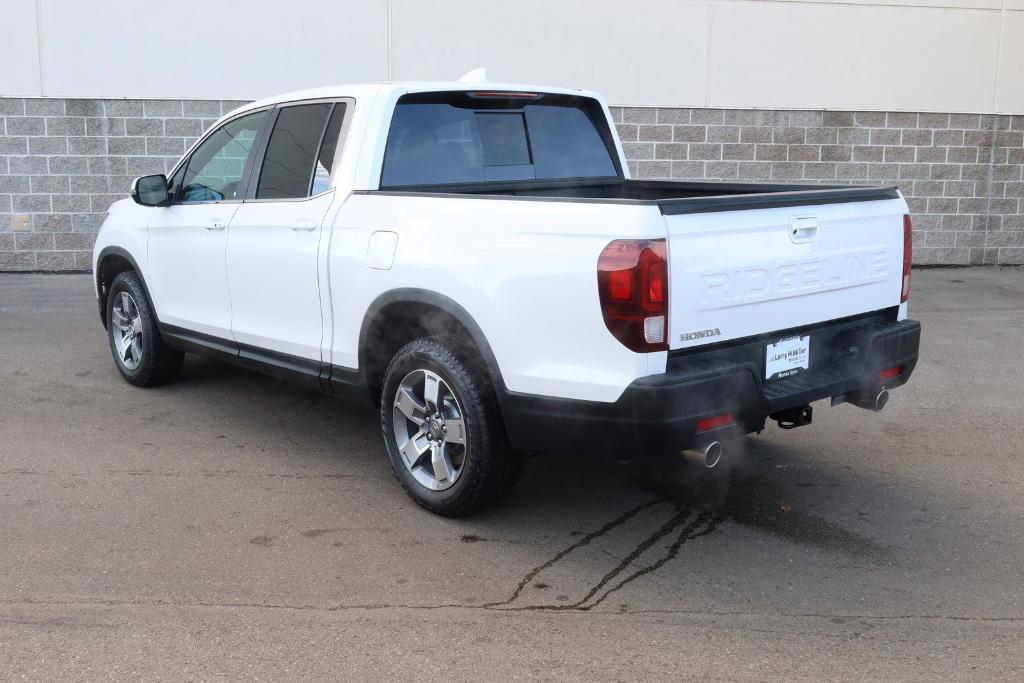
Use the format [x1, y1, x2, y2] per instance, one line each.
[765, 335, 810, 381]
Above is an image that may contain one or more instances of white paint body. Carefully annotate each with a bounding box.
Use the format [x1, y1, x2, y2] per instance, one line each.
[94, 81, 909, 404]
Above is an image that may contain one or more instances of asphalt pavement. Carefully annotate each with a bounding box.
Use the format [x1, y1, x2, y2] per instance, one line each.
[0, 268, 1022, 680]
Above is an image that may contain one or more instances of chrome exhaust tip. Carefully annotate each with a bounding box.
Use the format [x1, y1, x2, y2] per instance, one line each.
[874, 387, 889, 412]
[682, 440, 723, 469]
[854, 387, 889, 412]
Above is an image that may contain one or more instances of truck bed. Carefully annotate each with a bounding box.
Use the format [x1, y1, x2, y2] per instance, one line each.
[369, 179, 899, 215]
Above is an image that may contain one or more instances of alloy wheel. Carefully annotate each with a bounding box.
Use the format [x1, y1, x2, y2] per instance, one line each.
[111, 292, 144, 370]
[391, 369, 468, 491]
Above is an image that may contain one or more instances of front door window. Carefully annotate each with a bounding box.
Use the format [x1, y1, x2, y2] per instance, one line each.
[177, 111, 268, 203]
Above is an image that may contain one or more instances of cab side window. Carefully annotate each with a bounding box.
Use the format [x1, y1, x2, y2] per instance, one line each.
[177, 110, 268, 204]
[256, 102, 346, 199]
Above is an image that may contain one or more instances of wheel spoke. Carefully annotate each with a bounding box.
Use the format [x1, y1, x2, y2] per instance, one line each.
[423, 372, 440, 410]
[431, 442, 455, 484]
[122, 341, 134, 364]
[123, 294, 137, 319]
[394, 386, 426, 425]
[400, 428, 430, 468]
[129, 340, 142, 365]
[131, 317, 143, 335]
[443, 417, 466, 445]
[111, 308, 128, 331]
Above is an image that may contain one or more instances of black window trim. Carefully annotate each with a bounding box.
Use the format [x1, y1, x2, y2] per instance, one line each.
[166, 106, 275, 206]
[242, 96, 355, 204]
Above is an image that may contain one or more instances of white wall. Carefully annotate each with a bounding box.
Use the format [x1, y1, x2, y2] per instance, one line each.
[1, 0, 1021, 113]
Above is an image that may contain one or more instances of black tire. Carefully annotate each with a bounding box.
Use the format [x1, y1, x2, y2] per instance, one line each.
[379, 337, 524, 517]
[106, 271, 184, 387]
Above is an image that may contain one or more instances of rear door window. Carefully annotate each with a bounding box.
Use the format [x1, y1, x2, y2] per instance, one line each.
[380, 93, 619, 188]
[256, 102, 346, 199]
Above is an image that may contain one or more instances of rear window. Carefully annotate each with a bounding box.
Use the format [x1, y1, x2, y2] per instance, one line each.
[380, 92, 619, 188]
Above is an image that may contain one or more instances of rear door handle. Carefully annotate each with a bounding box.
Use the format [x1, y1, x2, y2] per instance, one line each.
[205, 219, 226, 231]
[289, 219, 319, 232]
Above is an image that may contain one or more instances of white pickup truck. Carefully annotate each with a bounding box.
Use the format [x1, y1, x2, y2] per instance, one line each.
[93, 77, 921, 516]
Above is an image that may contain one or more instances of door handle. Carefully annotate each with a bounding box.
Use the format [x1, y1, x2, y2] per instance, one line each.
[289, 219, 319, 232]
[205, 219, 226, 231]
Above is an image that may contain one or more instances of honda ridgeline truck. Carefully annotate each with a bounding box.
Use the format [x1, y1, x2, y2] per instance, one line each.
[93, 76, 921, 516]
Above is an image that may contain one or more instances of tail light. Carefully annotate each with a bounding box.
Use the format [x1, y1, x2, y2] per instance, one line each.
[597, 239, 668, 352]
[901, 214, 912, 303]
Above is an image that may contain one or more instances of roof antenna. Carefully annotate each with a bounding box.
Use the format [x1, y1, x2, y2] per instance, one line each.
[458, 68, 488, 84]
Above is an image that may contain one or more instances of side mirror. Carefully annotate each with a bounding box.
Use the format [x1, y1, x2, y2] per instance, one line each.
[131, 174, 170, 207]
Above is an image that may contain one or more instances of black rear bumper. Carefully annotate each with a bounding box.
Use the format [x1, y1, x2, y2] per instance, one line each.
[500, 311, 920, 456]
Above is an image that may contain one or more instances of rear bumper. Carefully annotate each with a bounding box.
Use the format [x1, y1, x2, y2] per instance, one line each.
[501, 311, 920, 455]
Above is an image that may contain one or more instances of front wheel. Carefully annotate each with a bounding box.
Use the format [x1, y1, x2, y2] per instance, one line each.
[106, 271, 184, 387]
[380, 338, 524, 517]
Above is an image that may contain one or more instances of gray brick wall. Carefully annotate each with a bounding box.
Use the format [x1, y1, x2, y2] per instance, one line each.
[611, 107, 1024, 266]
[0, 98, 247, 271]
[1, 97, 1022, 270]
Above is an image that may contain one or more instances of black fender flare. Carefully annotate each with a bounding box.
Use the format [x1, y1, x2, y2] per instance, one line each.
[357, 288, 508, 396]
[95, 246, 157, 329]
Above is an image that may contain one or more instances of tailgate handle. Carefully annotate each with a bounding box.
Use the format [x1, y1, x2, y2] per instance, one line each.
[789, 216, 819, 244]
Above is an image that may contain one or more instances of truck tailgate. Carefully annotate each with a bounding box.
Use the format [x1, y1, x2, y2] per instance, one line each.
[665, 196, 907, 351]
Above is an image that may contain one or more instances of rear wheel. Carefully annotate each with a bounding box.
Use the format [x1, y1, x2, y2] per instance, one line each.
[106, 271, 184, 387]
[380, 338, 524, 516]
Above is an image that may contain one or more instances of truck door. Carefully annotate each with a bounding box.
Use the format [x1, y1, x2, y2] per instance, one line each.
[225, 101, 348, 381]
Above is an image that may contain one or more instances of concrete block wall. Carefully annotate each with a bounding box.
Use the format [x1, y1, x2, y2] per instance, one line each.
[0, 98, 247, 271]
[1, 97, 1022, 270]
[611, 107, 1024, 266]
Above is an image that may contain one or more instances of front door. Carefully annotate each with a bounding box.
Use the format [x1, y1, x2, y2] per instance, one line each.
[226, 101, 348, 370]
[147, 109, 269, 339]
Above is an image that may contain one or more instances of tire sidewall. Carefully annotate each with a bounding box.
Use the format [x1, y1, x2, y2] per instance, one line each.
[380, 342, 491, 508]
[107, 272, 160, 384]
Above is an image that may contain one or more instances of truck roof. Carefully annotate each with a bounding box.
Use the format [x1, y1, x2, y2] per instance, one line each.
[228, 80, 603, 119]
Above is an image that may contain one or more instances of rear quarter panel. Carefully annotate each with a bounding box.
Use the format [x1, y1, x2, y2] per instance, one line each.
[328, 194, 666, 402]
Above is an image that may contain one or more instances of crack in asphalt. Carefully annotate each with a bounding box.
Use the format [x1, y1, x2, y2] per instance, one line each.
[583, 512, 723, 611]
[479, 500, 664, 609]
[0, 596, 1020, 624]
[482, 500, 725, 612]
[569, 508, 696, 610]
[0, 468, 387, 480]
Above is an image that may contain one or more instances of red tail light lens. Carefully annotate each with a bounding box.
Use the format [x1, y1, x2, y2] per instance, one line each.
[597, 239, 668, 352]
[879, 366, 902, 381]
[697, 413, 734, 433]
[901, 214, 912, 303]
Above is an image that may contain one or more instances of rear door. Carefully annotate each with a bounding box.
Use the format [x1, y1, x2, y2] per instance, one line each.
[665, 198, 907, 352]
[147, 109, 269, 338]
[226, 100, 349, 371]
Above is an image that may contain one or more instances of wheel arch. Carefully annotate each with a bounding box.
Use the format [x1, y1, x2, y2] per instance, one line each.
[95, 246, 156, 329]
[357, 289, 507, 407]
